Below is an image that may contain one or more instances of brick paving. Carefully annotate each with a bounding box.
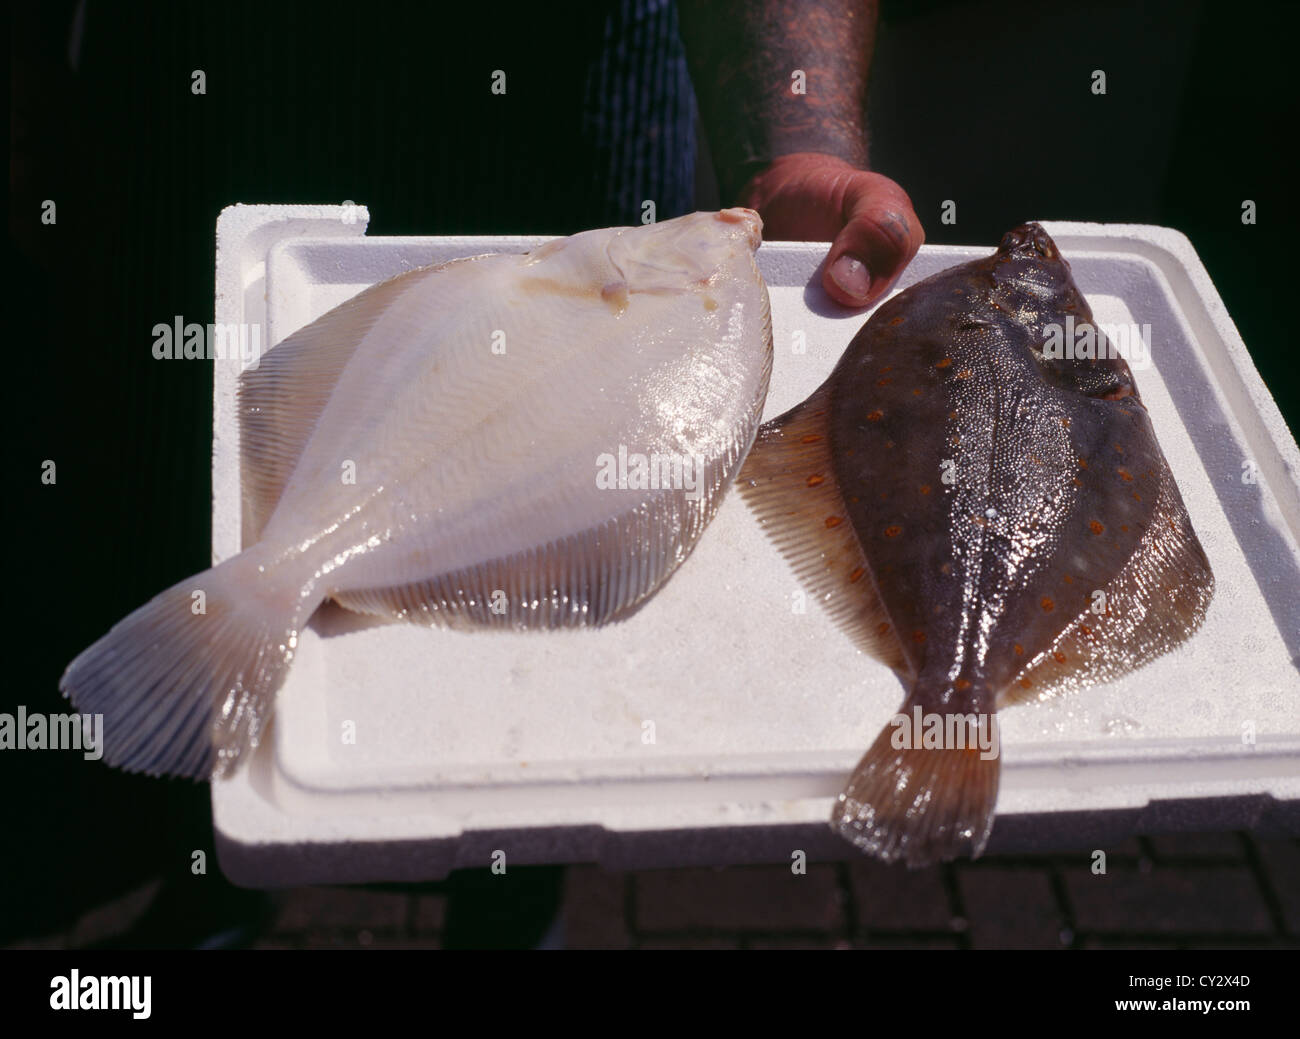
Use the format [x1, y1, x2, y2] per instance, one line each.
[562, 866, 631, 950]
[848, 858, 954, 931]
[959, 868, 1066, 949]
[633, 864, 844, 934]
[5, 832, 1297, 950]
[1253, 838, 1300, 933]
[1063, 865, 1273, 936]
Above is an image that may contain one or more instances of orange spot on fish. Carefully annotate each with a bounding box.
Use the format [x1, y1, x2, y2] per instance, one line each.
[954, 678, 972, 691]
[1014, 643, 1025, 655]
[1077, 458, 1089, 469]
[825, 516, 843, 528]
[956, 369, 973, 380]
[1053, 651, 1068, 664]
[913, 388, 923, 396]
[884, 525, 902, 538]
[1061, 417, 1071, 428]
[1118, 468, 1133, 481]
[950, 435, 961, 446]
[912, 630, 927, 643]
[1079, 625, 1093, 637]
[877, 377, 892, 386]
[1072, 477, 1083, 487]
[1132, 491, 1142, 502]
[801, 434, 822, 444]
[849, 567, 865, 583]
[1019, 678, 1032, 688]
[867, 410, 883, 421]
[920, 484, 932, 495]
[877, 622, 891, 635]
[935, 358, 953, 369]
[1062, 575, 1074, 584]
[1041, 597, 1055, 611]
[1090, 521, 1105, 534]
[889, 316, 904, 326]
[806, 474, 825, 487]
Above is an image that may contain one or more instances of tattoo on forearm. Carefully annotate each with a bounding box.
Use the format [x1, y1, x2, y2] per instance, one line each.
[678, 0, 878, 201]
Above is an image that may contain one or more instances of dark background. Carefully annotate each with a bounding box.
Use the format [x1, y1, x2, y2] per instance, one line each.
[6, 0, 1296, 948]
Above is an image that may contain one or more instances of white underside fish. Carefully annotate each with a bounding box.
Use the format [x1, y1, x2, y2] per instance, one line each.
[63, 209, 772, 779]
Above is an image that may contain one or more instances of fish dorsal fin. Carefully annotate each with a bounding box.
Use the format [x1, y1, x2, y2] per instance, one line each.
[237, 259, 471, 544]
[999, 458, 1214, 708]
[738, 383, 911, 675]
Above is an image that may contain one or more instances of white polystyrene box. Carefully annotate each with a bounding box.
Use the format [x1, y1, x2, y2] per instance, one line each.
[211, 204, 1300, 886]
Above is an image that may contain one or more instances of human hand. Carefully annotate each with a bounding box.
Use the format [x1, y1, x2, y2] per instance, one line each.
[738, 153, 924, 308]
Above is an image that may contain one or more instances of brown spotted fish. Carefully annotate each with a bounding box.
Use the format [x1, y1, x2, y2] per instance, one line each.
[742, 222, 1213, 867]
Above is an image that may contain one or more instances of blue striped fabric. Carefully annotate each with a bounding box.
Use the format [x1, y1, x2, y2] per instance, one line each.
[581, 0, 698, 225]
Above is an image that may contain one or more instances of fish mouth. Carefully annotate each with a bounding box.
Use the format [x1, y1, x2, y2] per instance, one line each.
[999, 222, 1060, 262]
[604, 209, 763, 292]
[717, 207, 763, 250]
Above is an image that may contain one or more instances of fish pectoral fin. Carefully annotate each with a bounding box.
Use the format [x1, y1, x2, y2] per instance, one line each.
[237, 258, 474, 544]
[739, 384, 910, 675]
[1000, 465, 1215, 708]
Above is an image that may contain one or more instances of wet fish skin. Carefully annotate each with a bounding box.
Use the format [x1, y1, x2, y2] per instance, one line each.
[742, 222, 1213, 867]
[61, 209, 772, 780]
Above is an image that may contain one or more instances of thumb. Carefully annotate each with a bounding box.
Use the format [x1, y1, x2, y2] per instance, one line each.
[823, 180, 924, 308]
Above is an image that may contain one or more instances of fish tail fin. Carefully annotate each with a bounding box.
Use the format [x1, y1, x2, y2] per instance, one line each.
[59, 550, 303, 779]
[832, 692, 1001, 868]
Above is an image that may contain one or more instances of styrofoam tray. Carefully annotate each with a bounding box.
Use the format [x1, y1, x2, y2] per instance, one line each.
[211, 205, 1300, 886]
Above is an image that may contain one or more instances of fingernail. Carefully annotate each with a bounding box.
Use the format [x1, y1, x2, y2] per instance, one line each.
[830, 254, 871, 301]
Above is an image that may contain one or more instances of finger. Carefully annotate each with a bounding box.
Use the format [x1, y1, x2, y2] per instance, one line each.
[823, 178, 924, 307]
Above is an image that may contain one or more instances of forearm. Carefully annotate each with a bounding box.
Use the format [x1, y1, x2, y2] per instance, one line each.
[677, 0, 878, 202]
